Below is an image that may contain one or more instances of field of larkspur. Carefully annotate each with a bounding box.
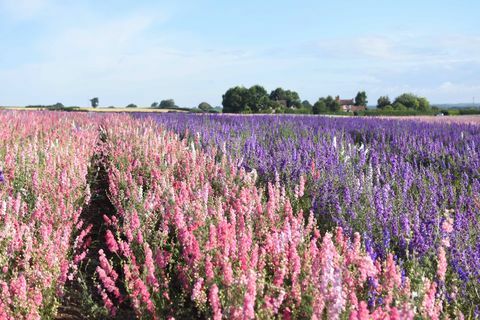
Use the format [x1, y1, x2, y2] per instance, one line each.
[1, 111, 479, 319]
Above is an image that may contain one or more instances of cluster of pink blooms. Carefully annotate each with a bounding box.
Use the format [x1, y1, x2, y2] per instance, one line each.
[0, 112, 98, 319]
[96, 118, 454, 319]
[0, 112, 459, 318]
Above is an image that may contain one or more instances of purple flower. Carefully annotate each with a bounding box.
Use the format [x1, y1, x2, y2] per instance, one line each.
[0, 169, 5, 183]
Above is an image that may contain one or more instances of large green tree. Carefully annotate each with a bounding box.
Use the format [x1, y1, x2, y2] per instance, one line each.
[222, 86, 249, 113]
[313, 99, 327, 114]
[418, 97, 430, 111]
[393, 93, 420, 110]
[392, 93, 430, 111]
[246, 85, 269, 113]
[354, 91, 368, 106]
[377, 96, 391, 109]
[325, 95, 340, 112]
[160, 99, 176, 109]
[222, 85, 272, 113]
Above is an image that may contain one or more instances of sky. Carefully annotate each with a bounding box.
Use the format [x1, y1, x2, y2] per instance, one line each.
[0, 0, 479, 107]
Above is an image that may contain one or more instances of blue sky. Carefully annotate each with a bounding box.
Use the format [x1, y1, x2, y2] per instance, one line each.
[1, 0, 479, 107]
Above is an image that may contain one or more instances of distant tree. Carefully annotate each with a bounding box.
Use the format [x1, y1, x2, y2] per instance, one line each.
[222, 85, 271, 113]
[302, 100, 313, 112]
[393, 93, 420, 110]
[126, 103, 138, 108]
[418, 97, 430, 111]
[354, 91, 368, 106]
[50, 102, 65, 110]
[246, 85, 269, 113]
[269, 88, 301, 108]
[302, 100, 312, 109]
[198, 102, 213, 112]
[90, 97, 99, 108]
[222, 86, 249, 113]
[377, 96, 391, 109]
[313, 99, 327, 114]
[324, 95, 340, 112]
[151, 102, 159, 108]
[159, 99, 176, 109]
[392, 102, 407, 110]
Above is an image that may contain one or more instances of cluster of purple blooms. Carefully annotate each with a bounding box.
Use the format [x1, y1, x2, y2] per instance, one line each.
[135, 113, 480, 305]
[0, 169, 4, 184]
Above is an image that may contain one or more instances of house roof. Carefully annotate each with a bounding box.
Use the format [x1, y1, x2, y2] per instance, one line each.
[338, 99, 354, 105]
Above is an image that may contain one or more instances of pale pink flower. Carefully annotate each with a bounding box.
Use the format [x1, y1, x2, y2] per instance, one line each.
[437, 246, 447, 282]
[441, 217, 454, 233]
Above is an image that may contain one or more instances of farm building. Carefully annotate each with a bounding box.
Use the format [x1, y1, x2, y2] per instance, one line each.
[336, 97, 366, 112]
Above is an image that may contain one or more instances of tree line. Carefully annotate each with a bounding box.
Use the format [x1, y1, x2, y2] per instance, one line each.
[221, 85, 369, 114]
[85, 88, 437, 116]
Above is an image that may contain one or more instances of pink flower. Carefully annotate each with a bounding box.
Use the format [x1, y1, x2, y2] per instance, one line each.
[437, 246, 447, 282]
[10, 275, 27, 302]
[209, 284, 222, 320]
[441, 217, 454, 233]
[205, 255, 214, 281]
[422, 280, 441, 320]
[105, 229, 119, 253]
[243, 271, 256, 320]
[144, 243, 159, 291]
[191, 277, 205, 304]
[350, 301, 370, 320]
[298, 175, 305, 198]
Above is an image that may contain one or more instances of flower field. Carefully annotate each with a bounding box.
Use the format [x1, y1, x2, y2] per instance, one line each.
[1, 111, 479, 319]
[0, 112, 99, 319]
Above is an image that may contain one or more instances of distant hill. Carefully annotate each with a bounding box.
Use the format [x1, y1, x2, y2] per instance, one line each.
[432, 103, 480, 109]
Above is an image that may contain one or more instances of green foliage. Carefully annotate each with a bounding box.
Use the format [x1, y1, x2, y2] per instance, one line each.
[269, 88, 301, 108]
[393, 93, 430, 111]
[198, 102, 213, 112]
[377, 96, 391, 109]
[393, 102, 408, 111]
[90, 97, 99, 108]
[357, 109, 437, 116]
[312, 96, 342, 114]
[25, 104, 83, 112]
[394, 93, 419, 110]
[458, 108, 480, 115]
[222, 86, 249, 113]
[325, 95, 340, 112]
[247, 85, 270, 112]
[160, 99, 176, 109]
[418, 97, 430, 111]
[312, 99, 327, 114]
[222, 85, 274, 113]
[302, 100, 312, 112]
[126, 103, 138, 108]
[151, 102, 159, 108]
[354, 91, 368, 106]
